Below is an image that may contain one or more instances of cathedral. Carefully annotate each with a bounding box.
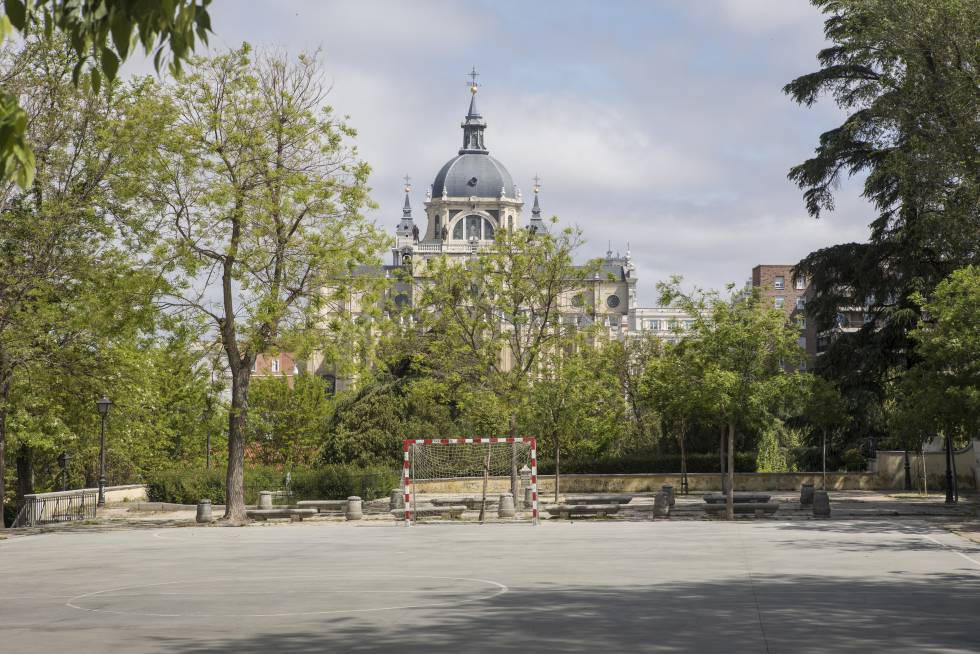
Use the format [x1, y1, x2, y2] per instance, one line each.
[385, 75, 645, 335]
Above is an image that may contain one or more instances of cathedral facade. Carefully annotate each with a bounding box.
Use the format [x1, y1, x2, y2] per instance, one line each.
[385, 79, 641, 336]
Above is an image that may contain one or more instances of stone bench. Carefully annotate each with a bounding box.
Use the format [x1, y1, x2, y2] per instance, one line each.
[430, 497, 500, 510]
[296, 500, 348, 513]
[703, 493, 772, 504]
[545, 504, 622, 519]
[247, 508, 318, 522]
[703, 502, 779, 516]
[563, 495, 633, 505]
[391, 505, 467, 520]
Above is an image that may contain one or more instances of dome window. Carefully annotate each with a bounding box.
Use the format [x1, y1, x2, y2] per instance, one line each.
[467, 176, 478, 187]
[606, 294, 621, 309]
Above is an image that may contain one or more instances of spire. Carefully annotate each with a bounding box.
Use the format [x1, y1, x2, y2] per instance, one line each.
[396, 175, 416, 239]
[402, 175, 412, 218]
[529, 175, 546, 234]
[460, 67, 488, 154]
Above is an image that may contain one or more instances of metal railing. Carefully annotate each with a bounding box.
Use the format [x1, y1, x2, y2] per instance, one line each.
[11, 490, 98, 528]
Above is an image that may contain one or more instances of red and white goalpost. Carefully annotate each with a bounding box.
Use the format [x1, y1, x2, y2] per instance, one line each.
[402, 437, 538, 526]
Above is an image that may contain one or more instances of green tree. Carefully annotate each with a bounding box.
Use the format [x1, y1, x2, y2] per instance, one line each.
[661, 280, 806, 519]
[787, 0, 980, 430]
[801, 376, 851, 488]
[0, 0, 212, 188]
[0, 35, 163, 526]
[417, 225, 599, 499]
[889, 266, 980, 453]
[144, 45, 383, 522]
[524, 340, 629, 502]
[246, 374, 334, 469]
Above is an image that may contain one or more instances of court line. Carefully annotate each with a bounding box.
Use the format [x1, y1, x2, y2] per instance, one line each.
[65, 574, 509, 618]
[887, 520, 980, 570]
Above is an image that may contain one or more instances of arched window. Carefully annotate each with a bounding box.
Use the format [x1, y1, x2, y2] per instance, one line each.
[483, 219, 495, 240]
[453, 219, 464, 240]
[466, 215, 481, 240]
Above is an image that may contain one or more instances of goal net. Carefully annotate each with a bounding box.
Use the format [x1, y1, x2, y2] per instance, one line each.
[402, 438, 538, 525]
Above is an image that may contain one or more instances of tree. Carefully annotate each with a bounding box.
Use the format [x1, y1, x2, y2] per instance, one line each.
[642, 338, 710, 494]
[889, 266, 980, 500]
[787, 0, 979, 429]
[417, 225, 599, 499]
[660, 280, 806, 519]
[0, 35, 162, 526]
[802, 376, 851, 489]
[524, 340, 629, 501]
[144, 45, 383, 522]
[1, 0, 213, 188]
[246, 374, 333, 468]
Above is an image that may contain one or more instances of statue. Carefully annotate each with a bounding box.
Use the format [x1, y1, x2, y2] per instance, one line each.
[412, 224, 419, 242]
[441, 225, 448, 241]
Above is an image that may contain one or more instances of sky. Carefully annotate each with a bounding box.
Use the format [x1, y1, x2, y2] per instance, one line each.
[192, 0, 872, 305]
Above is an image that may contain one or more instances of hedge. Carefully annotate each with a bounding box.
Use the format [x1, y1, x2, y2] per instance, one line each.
[145, 465, 400, 505]
[537, 452, 758, 475]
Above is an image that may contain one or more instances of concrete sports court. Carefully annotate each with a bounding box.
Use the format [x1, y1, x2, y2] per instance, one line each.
[2, 520, 979, 653]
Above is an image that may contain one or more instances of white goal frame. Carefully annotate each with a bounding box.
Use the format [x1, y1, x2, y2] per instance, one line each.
[402, 437, 539, 526]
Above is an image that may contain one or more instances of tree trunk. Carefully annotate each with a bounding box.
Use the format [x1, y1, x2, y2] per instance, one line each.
[719, 424, 726, 493]
[225, 362, 252, 523]
[679, 428, 688, 495]
[726, 423, 735, 521]
[0, 360, 9, 529]
[16, 443, 34, 504]
[554, 442, 561, 504]
[509, 413, 518, 501]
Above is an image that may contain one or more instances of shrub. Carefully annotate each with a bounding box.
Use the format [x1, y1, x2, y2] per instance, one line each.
[842, 448, 867, 472]
[145, 464, 399, 505]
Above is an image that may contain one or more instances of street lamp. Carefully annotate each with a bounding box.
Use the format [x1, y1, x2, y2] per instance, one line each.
[57, 452, 72, 492]
[96, 395, 112, 507]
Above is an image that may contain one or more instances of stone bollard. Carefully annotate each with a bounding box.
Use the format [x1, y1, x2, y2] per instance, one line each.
[524, 486, 535, 510]
[345, 496, 363, 521]
[800, 482, 815, 506]
[661, 484, 675, 507]
[498, 493, 516, 518]
[390, 488, 404, 510]
[196, 499, 213, 524]
[813, 490, 831, 517]
[258, 491, 273, 509]
[653, 492, 670, 519]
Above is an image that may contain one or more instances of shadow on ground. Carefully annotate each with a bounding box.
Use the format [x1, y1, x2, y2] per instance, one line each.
[151, 573, 980, 654]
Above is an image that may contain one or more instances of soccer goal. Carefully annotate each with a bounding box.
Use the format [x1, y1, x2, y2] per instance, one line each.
[402, 438, 538, 526]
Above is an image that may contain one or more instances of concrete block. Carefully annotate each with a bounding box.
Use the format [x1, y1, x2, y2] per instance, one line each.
[258, 491, 273, 510]
[498, 493, 516, 518]
[813, 490, 831, 517]
[345, 496, 363, 521]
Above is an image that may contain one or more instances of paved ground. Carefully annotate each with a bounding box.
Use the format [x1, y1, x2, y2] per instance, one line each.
[2, 519, 980, 653]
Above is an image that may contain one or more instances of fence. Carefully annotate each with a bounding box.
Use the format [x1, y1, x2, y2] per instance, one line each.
[11, 490, 99, 528]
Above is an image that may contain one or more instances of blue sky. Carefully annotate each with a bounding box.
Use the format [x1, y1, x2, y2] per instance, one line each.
[196, 0, 871, 303]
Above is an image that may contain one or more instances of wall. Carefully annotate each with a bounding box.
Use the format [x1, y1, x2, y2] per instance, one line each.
[25, 484, 147, 504]
[875, 442, 979, 490]
[413, 472, 877, 495]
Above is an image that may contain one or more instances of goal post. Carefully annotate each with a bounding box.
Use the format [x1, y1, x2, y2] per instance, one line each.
[402, 437, 538, 526]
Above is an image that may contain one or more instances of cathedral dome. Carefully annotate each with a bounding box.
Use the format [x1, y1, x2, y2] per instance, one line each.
[432, 153, 516, 199]
[430, 75, 517, 200]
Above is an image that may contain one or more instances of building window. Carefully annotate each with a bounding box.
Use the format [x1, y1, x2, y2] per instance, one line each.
[684, 320, 695, 329]
[271, 359, 280, 373]
[774, 296, 784, 309]
[795, 276, 806, 290]
[293, 365, 299, 375]
[606, 294, 620, 308]
[796, 297, 805, 310]
[774, 276, 785, 290]
[483, 219, 495, 240]
[452, 220, 464, 240]
[647, 319, 660, 330]
[466, 215, 481, 239]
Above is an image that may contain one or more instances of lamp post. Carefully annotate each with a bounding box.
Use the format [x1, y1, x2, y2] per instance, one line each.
[57, 452, 71, 492]
[96, 395, 112, 507]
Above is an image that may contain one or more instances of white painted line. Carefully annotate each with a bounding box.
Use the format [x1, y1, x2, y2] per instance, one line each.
[65, 574, 509, 618]
[921, 534, 980, 569]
